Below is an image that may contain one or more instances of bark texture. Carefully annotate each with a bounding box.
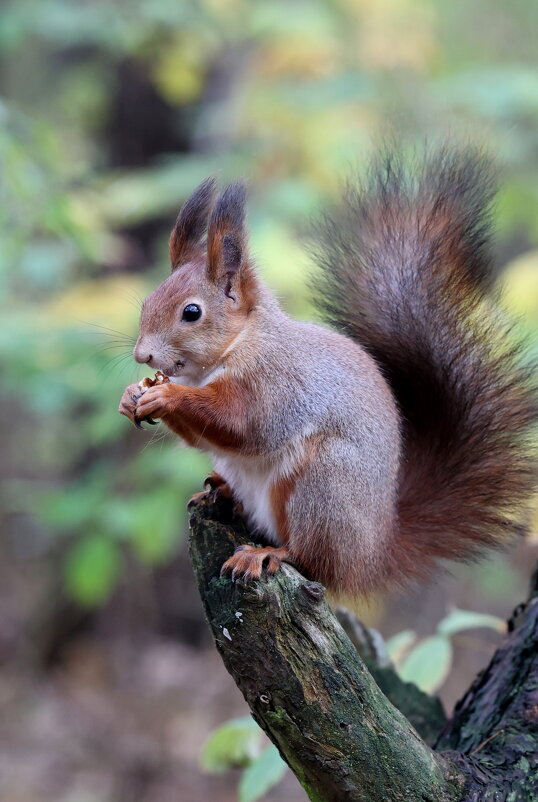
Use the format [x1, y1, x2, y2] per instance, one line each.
[188, 491, 538, 802]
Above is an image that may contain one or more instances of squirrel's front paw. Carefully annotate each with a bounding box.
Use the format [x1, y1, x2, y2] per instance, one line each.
[118, 383, 149, 429]
[220, 545, 292, 581]
[135, 383, 177, 422]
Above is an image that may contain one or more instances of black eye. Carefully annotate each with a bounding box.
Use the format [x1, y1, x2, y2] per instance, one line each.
[182, 303, 202, 322]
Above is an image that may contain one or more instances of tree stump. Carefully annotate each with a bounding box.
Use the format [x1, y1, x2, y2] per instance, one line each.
[188, 490, 538, 802]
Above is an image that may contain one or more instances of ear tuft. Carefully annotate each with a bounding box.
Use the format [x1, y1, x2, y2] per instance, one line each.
[207, 182, 247, 289]
[169, 176, 216, 269]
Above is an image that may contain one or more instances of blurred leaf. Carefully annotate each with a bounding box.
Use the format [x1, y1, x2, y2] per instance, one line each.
[238, 745, 287, 802]
[385, 629, 417, 666]
[437, 609, 505, 636]
[129, 443, 211, 484]
[201, 716, 262, 774]
[37, 489, 97, 533]
[64, 534, 121, 607]
[398, 635, 453, 694]
[128, 487, 184, 564]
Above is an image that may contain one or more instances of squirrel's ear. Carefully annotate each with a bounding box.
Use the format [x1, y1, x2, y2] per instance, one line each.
[206, 181, 247, 295]
[169, 177, 216, 270]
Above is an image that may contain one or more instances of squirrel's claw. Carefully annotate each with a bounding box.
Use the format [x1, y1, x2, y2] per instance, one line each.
[133, 414, 157, 429]
[221, 545, 292, 581]
[188, 474, 235, 511]
[204, 472, 234, 497]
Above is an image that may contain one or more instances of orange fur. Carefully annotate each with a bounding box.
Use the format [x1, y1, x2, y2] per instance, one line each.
[269, 434, 324, 547]
[136, 379, 249, 452]
[270, 475, 296, 546]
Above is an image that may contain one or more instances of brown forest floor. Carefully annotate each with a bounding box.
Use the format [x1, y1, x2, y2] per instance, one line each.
[0, 639, 307, 802]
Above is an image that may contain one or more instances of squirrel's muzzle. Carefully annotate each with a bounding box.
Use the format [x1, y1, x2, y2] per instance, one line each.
[133, 337, 153, 366]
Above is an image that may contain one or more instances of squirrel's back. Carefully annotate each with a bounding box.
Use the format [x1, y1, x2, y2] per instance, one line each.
[312, 148, 538, 585]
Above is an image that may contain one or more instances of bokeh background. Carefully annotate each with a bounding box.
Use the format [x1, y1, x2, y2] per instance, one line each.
[2, 1, 538, 800]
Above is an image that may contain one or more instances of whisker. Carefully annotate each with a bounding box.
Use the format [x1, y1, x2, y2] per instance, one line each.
[140, 426, 168, 453]
[195, 421, 210, 449]
[95, 340, 133, 348]
[95, 344, 135, 355]
[77, 320, 137, 342]
[96, 352, 137, 384]
[114, 288, 145, 312]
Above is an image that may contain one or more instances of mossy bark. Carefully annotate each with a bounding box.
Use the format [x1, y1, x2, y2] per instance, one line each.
[188, 491, 538, 802]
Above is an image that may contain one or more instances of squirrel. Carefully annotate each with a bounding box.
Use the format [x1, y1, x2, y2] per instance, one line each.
[118, 149, 538, 596]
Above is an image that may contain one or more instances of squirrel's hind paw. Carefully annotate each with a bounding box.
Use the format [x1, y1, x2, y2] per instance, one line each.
[220, 545, 291, 581]
[188, 474, 244, 518]
[187, 473, 235, 511]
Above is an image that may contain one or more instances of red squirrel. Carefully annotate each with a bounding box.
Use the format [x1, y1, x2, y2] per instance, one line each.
[119, 150, 538, 595]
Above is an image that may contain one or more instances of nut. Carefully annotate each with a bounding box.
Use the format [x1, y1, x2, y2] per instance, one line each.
[155, 370, 170, 384]
[138, 370, 171, 394]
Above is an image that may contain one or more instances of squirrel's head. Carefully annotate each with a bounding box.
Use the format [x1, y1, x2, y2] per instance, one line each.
[134, 178, 258, 381]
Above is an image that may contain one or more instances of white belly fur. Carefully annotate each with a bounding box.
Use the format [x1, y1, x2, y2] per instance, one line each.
[212, 442, 304, 544]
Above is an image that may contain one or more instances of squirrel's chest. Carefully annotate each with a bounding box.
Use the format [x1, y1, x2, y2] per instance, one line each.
[212, 450, 298, 544]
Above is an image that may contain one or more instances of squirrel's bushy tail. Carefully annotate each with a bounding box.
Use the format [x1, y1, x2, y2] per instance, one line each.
[312, 147, 538, 584]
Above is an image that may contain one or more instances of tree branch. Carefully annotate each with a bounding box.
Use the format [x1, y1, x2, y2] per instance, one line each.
[188, 492, 463, 802]
[188, 491, 538, 800]
[335, 608, 448, 745]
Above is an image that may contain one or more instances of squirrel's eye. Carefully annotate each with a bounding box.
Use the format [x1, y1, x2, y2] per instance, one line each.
[182, 303, 202, 322]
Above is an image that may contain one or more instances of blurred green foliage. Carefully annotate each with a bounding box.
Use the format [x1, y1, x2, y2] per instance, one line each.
[201, 716, 263, 773]
[201, 716, 287, 802]
[389, 608, 504, 694]
[2, 0, 538, 607]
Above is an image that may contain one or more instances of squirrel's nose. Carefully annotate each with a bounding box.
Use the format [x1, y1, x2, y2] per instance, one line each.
[134, 340, 153, 365]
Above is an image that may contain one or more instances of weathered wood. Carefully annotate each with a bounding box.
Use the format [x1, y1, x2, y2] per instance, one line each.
[335, 608, 448, 745]
[188, 492, 462, 802]
[188, 490, 538, 801]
